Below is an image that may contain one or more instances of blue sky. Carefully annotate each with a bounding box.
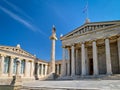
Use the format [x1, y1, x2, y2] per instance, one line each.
[0, 0, 120, 61]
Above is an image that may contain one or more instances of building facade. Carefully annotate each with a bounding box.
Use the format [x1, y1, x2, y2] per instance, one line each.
[0, 44, 62, 84]
[60, 20, 120, 76]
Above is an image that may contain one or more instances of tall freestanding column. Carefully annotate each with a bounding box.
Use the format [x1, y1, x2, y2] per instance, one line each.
[50, 25, 57, 74]
[105, 38, 112, 75]
[92, 41, 98, 75]
[81, 42, 86, 76]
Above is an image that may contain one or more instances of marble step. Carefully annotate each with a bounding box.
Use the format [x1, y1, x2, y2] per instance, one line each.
[57, 74, 120, 80]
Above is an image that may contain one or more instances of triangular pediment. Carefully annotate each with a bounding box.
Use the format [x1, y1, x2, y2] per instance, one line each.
[61, 20, 120, 40]
[0, 45, 35, 58]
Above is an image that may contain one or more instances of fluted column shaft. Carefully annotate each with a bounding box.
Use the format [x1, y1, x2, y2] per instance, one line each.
[57, 64, 59, 75]
[62, 47, 66, 76]
[92, 41, 99, 75]
[81, 43, 86, 76]
[45, 65, 47, 76]
[8, 57, 14, 77]
[0, 55, 5, 76]
[67, 48, 70, 76]
[41, 64, 43, 77]
[75, 49, 78, 75]
[30, 61, 34, 77]
[51, 40, 56, 73]
[24, 60, 27, 77]
[105, 38, 112, 75]
[16, 59, 21, 76]
[37, 63, 39, 77]
[117, 37, 120, 72]
[71, 45, 75, 76]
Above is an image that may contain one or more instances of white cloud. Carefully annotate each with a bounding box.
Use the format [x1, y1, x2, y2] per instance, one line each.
[3, 0, 33, 21]
[0, 5, 47, 37]
[0, 6, 36, 31]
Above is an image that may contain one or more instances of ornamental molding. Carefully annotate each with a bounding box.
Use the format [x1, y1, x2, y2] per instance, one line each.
[0, 46, 35, 59]
[61, 20, 120, 40]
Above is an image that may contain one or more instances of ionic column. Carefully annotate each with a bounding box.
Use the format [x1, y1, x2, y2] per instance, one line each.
[81, 42, 86, 76]
[105, 38, 112, 75]
[0, 55, 5, 76]
[37, 63, 39, 77]
[92, 41, 99, 75]
[41, 64, 43, 77]
[71, 45, 75, 76]
[24, 59, 27, 77]
[67, 48, 70, 76]
[57, 64, 59, 75]
[8, 56, 14, 77]
[16, 59, 21, 76]
[30, 61, 34, 77]
[85, 48, 89, 75]
[117, 37, 120, 72]
[45, 65, 48, 76]
[61, 47, 66, 76]
[75, 49, 78, 75]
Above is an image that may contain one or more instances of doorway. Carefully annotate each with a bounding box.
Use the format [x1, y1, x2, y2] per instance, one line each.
[89, 59, 93, 75]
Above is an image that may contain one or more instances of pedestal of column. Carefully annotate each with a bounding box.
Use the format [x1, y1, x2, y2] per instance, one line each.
[81, 43, 86, 76]
[71, 45, 75, 76]
[105, 38, 112, 75]
[92, 41, 99, 75]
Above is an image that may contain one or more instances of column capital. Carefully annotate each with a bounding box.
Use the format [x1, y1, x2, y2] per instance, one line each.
[81, 41, 85, 44]
[62, 45, 66, 48]
[66, 47, 71, 50]
[104, 37, 110, 40]
[0, 54, 6, 57]
[92, 39, 97, 42]
[117, 35, 120, 40]
[11, 56, 15, 59]
[71, 44, 75, 46]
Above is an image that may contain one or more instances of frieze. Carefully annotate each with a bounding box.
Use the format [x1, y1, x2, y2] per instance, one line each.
[0, 46, 35, 58]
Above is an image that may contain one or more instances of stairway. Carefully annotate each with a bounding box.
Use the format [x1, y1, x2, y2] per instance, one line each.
[57, 74, 120, 80]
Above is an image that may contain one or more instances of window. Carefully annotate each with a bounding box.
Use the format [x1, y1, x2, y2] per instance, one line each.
[4, 56, 10, 74]
[59, 64, 61, 74]
[39, 64, 42, 75]
[21, 60, 25, 74]
[13, 58, 17, 74]
[43, 64, 45, 75]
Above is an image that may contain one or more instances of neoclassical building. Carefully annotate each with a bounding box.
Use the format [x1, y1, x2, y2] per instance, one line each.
[0, 44, 62, 84]
[60, 20, 120, 77]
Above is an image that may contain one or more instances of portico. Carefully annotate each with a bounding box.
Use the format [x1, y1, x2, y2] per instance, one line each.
[61, 20, 120, 76]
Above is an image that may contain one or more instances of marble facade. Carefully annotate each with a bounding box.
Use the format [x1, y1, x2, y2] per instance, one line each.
[60, 20, 120, 76]
[0, 44, 49, 81]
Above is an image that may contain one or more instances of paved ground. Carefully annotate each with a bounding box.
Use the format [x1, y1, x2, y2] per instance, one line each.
[22, 80, 120, 90]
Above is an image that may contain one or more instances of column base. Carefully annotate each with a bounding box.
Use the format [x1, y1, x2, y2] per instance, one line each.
[106, 72, 112, 75]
